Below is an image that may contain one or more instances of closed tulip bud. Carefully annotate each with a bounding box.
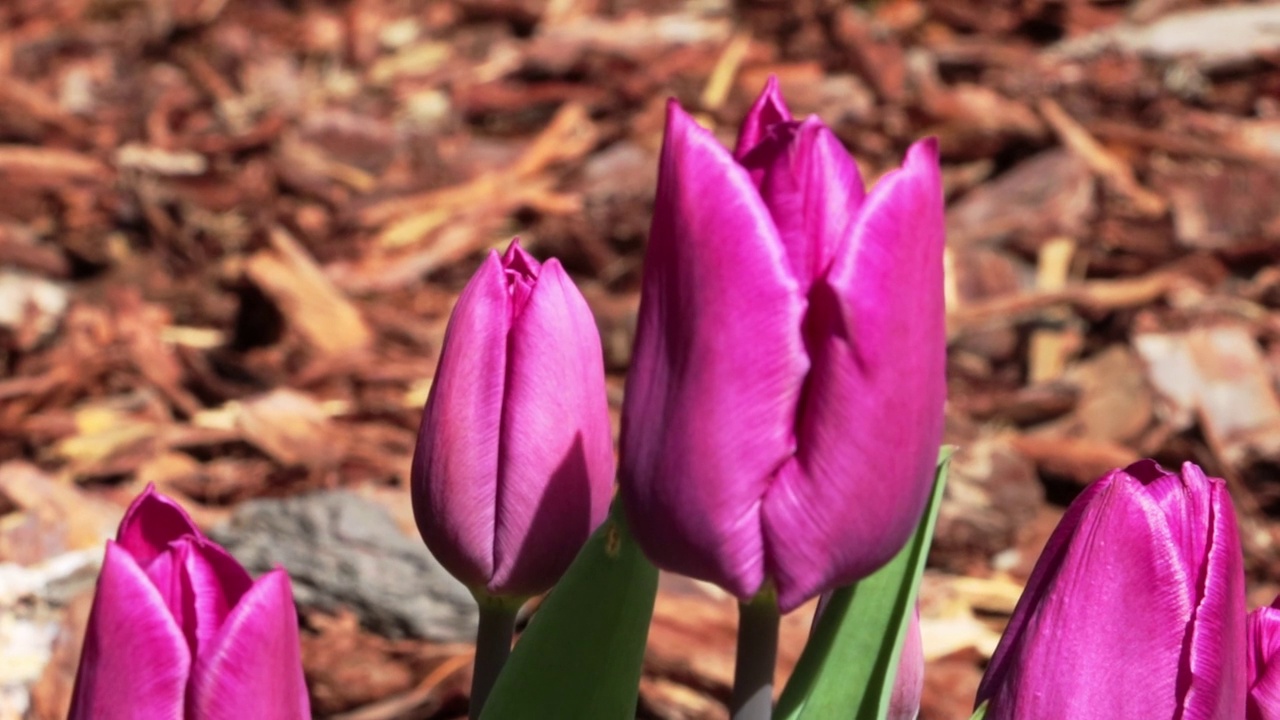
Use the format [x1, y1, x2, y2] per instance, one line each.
[70, 486, 309, 720]
[620, 78, 946, 612]
[889, 610, 924, 720]
[412, 239, 615, 598]
[976, 460, 1247, 719]
[1249, 597, 1280, 719]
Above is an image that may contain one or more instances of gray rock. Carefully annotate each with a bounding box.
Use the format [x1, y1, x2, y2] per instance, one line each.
[209, 491, 477, 642]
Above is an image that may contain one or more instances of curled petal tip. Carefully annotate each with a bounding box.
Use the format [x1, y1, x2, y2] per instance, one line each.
[909, 135, 939, 159]
[663, 96, 682, 123]
[501, 237, 540, 274]
[116, 487, 202, 566]
[899, 138, 942, 186]
[735, 75, 793, 158]
[754, 74, 788, 115]
[1178, 460, 1214, 484]
[663, 99, 704, 139]
[1121, 457, 1172, 482]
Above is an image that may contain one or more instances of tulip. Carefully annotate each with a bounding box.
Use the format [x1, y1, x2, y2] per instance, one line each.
[411, 239, 615, 718]
[889, 610, 924, 720]
[411, 238, 615, 599]
[69, 485, 309, 720]
[975, 460, 1247, 719]
[1248, 597, 1280, 719]
[619, 78, 946, 613]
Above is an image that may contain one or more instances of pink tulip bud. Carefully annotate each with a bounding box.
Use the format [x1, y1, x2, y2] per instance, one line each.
[976, 460, 1247, 719]
[619, 78, 946, 612]
[411, 239, 615, 597]
[69, 486, 309, 719]
[1249, 596, 1280, 719]
[889, 610, 924, 720]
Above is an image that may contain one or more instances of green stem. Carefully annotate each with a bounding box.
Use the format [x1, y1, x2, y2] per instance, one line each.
[730, 589, 781, 720]
[469, 595, 520, 720]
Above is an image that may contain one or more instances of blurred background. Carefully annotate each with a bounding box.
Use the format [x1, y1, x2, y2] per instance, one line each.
[1, 0, 1279, 717]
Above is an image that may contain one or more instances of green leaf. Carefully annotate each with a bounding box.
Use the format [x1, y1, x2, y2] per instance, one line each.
[480, 500, 659, 720]
[776, 448, 954, 720]
[969, 701, 989, 720]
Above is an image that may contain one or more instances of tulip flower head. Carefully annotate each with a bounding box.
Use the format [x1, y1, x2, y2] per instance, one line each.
[620, 78, 946, 612]
[70, 485, 309, 720]
[1249, 597, 1280, 719]
[412, 239, 615, 598]
[976, 460, 1247, 719]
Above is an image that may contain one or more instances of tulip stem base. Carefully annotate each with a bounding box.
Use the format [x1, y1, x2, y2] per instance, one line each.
[470, 596, 520, 720]
[731, 591, 780, 720]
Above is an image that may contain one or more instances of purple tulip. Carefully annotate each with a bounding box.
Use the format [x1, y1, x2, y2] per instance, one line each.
[412, 239, 615, 597]
[1248, 597, 1280, 719]
[619, 78, 946, 612]
[976, 460, 1247, 719]
[69, 486, 309, 720]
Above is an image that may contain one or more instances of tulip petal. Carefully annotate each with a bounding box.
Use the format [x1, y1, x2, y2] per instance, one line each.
[502, 238, 540, 314]
[977, 476, 1110, 700]
[738, 118, 867, 287]
[142, 547, 183, 628]
[1249, 604, 1280, 720]
[1141, 460, 1208, 598]
[1176, 465, 1247, 720]
[184, 539, 256, 656]
[142, 538, 254, 656]
[412, 251, 511, 588]
[116, 484, 202, 568]
[189, 569, 310, 720]
[978, 472, 1195, 719]
[620, 101, 806, 598]
[490, 258, 615, 595]
[502, 236, 541, 273]
[761, 139, 946, 611]
[69, 542, 189, 720]
[1251, 604, 1280, 680]
[734, 75, 792, 159]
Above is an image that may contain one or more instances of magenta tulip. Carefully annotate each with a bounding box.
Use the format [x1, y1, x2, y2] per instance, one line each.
[619, 78, 946, 612]
[976, 460, 1247, 719]
[411, 238, 615, 598]
[1249, 597, 1280, 719]
[69, 486, 309, 720]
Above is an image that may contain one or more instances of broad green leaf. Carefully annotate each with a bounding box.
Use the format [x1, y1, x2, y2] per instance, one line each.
[480, 500, 659, 720]
[969, 701, 989, 720]
[776, 448, 954, 720]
